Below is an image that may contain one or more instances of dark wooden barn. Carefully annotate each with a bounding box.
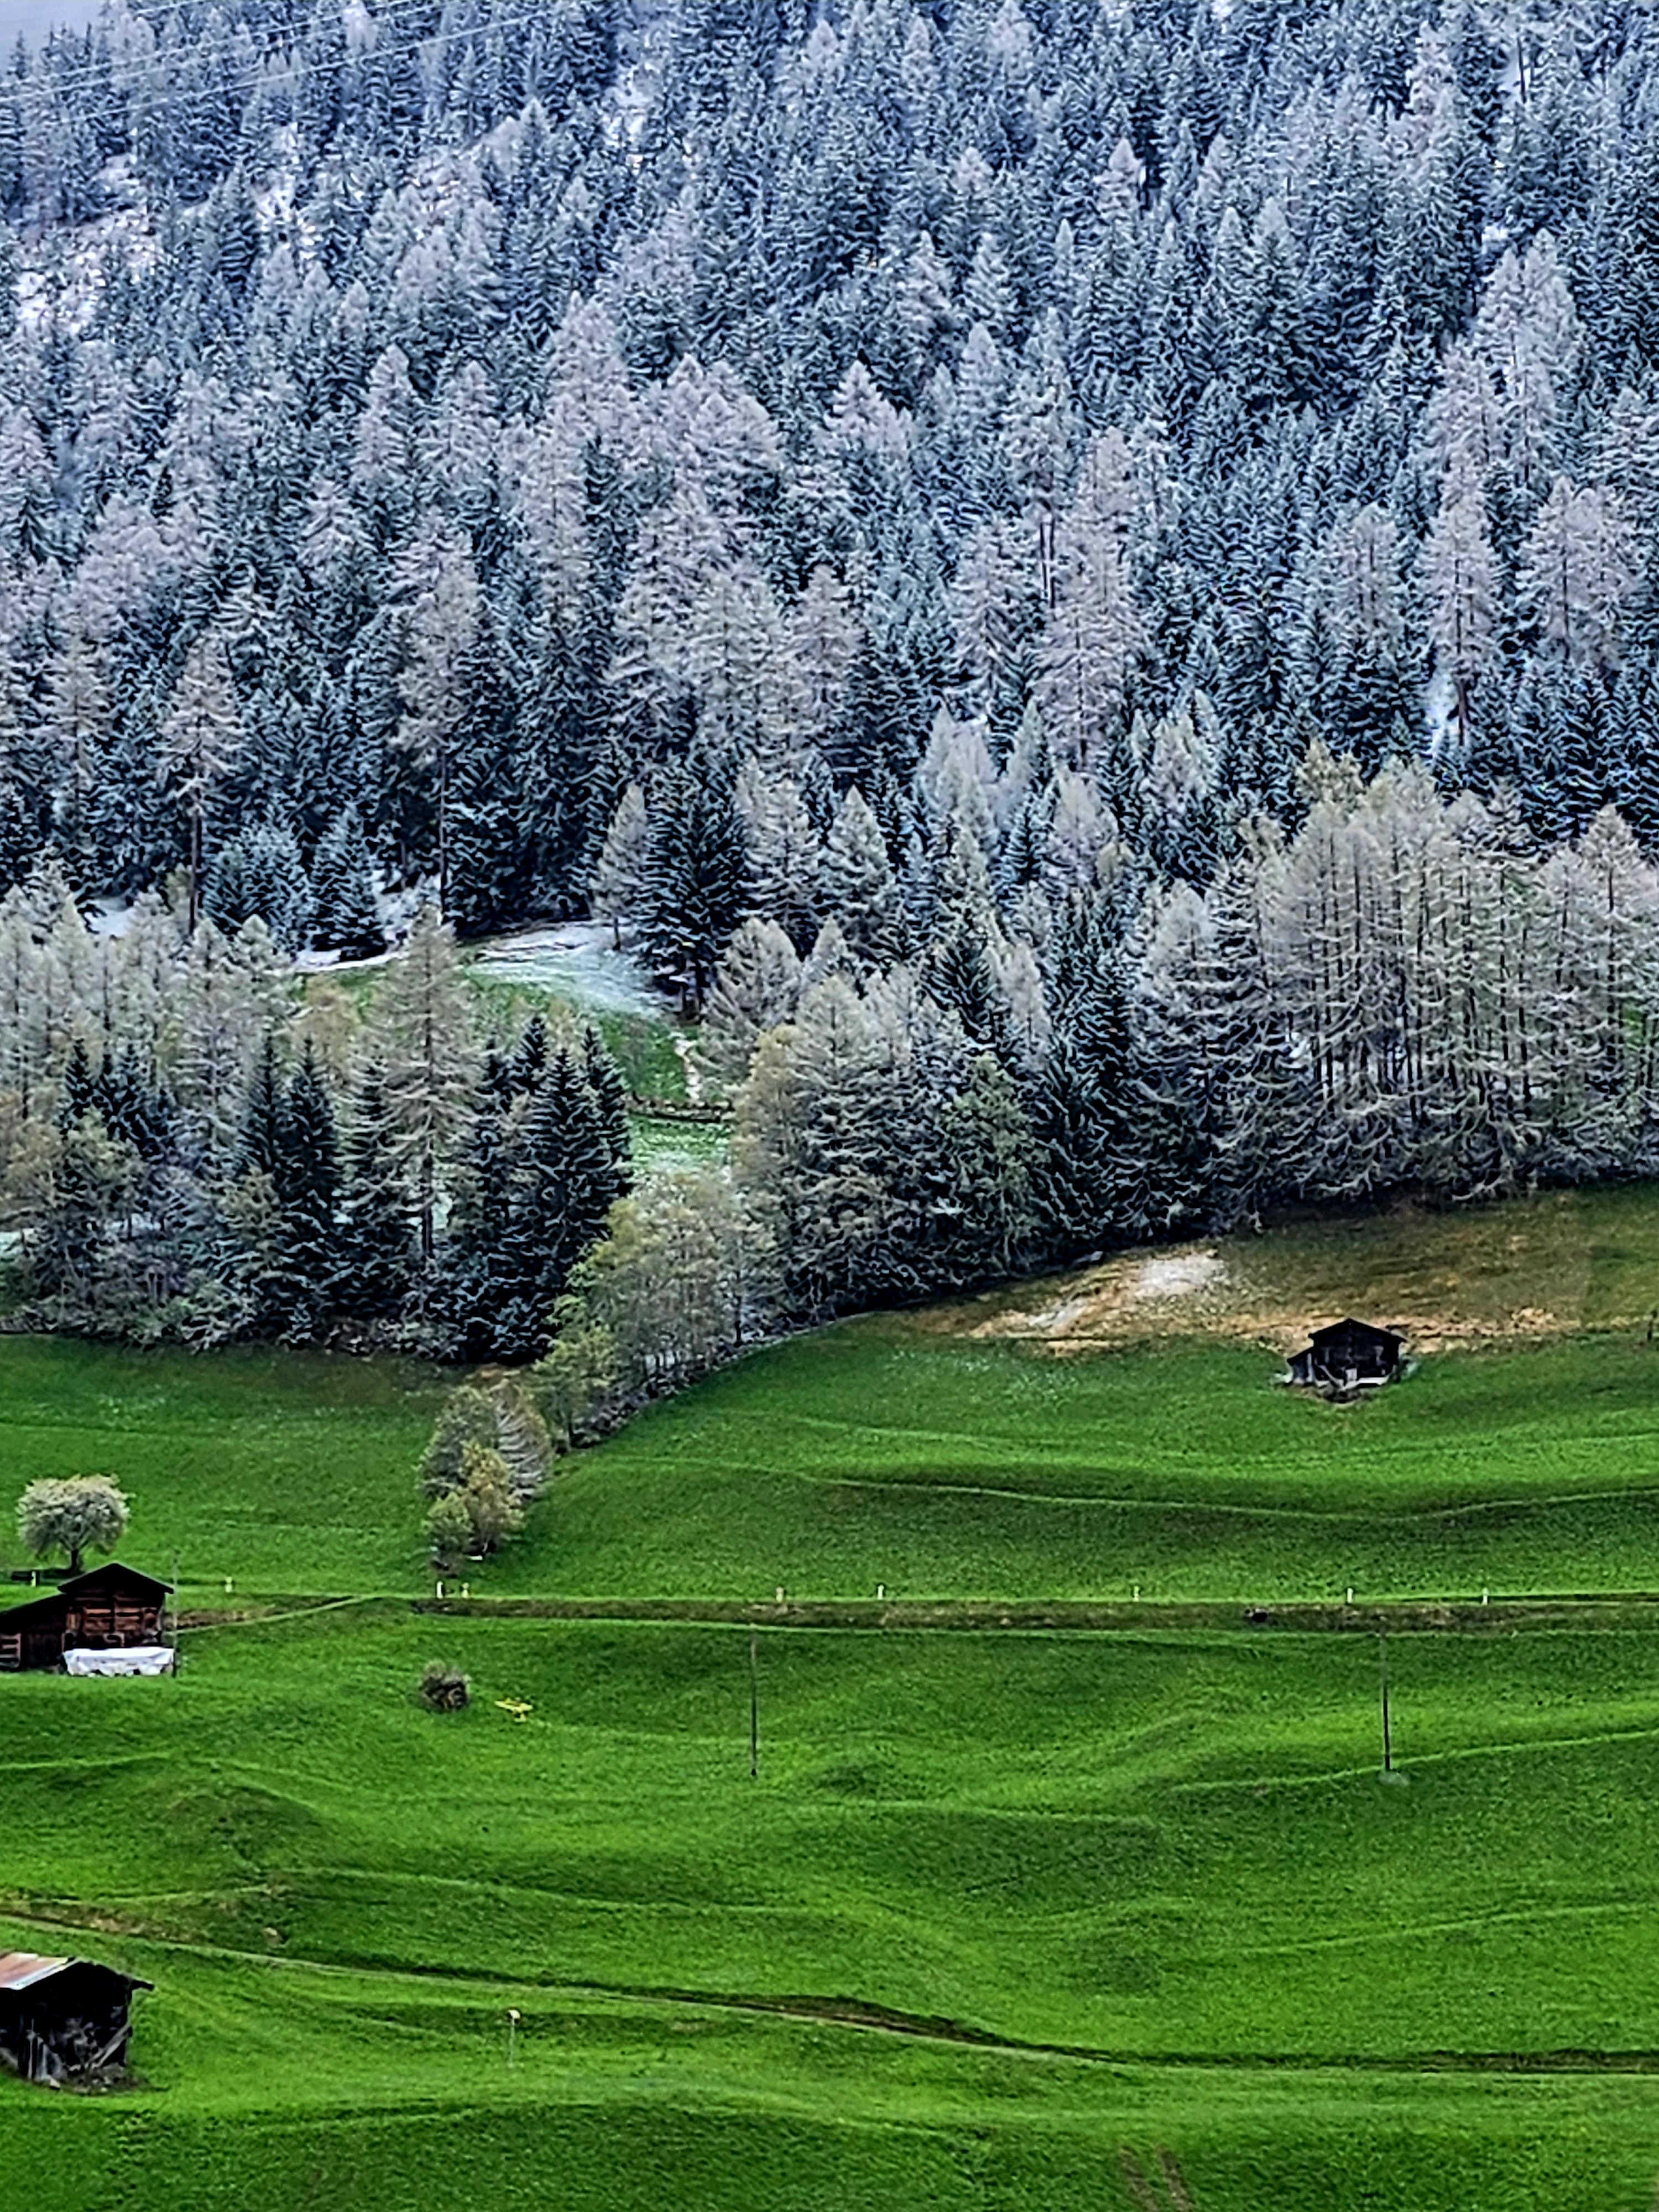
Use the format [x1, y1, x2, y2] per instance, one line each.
[1287, 1318, 1405, 1393]
[0, 1952, 151, 2083]
[0, 1562, 171, 1672]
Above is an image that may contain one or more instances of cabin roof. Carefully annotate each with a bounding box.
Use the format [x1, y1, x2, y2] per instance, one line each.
[58, 1562, 173, 1600]
[0, 1951, 151, 1996]
[0, 1953, 70, 1992]
[1306, 1317, 1404, 1349]
[0, 1561, 172, 1631]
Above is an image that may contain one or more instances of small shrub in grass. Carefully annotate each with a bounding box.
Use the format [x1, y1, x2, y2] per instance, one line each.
[418, 1661, 470, 1712]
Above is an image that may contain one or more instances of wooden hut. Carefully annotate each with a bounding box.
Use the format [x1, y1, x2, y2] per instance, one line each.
[1287, 1318, 1405, 1393]
[0, 1952, 151, 2083]
[0, 1562, 171, 1673]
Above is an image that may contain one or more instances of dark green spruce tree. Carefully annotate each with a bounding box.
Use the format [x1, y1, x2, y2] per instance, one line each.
[445, 606, 524, 937]
[493, 1046, 622, 1359]
[582, 1022, 632, 1192]
[273, 1043, 342, 1342]
[440, 1047, 519, 1359]
[508, 1011, 549, 1097]
[337, 1067, 416, 1319]
[311, 805, 385, 959]
[237, 1032, 287, 1184]
[639, 753, 746, 1014]
[1025, 898, 1136, 1260]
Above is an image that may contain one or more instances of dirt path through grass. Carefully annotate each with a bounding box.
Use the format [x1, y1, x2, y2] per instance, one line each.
[375, 1593, 1659, 1634]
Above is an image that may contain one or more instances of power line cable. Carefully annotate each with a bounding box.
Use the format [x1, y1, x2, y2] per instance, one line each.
[12, 0, 418, 100]
[16, 0, 539, 92]
[6, 0, 570, 113]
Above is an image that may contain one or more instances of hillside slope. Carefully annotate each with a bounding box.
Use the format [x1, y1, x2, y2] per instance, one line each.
[962, 1183, 1659, 1355]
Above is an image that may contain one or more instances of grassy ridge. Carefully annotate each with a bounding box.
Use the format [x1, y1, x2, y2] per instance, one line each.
[9, 1317, 1659, 1608]
[1, 1184, 1657, 1608]
[0, 1337, 441, 1594]
[968, 1182, 1659, 1348]
[8, 1994, 1653, 2212]
[544, 1324, 1659, 1603]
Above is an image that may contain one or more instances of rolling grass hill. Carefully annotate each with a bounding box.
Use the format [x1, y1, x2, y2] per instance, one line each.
[10, 1183, 1659, 1608]
[7, 1186, 1659, 2206]
[4, 1612, 1659, 2208]
[8, 1611, 1659, 2062]
[545, 1322, 1659, 1604]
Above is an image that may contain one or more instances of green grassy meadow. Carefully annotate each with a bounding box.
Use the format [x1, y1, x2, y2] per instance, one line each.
[8, 1188, 1659, 2205]
[9, 1613, 1659, 2209]
[0, 1335, 442, 1595]
[546, 1322, 1659, 1604]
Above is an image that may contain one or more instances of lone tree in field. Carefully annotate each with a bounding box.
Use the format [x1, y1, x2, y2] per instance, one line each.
[17, 1475, 130, 1575]
[425, 1488, 473, 1573]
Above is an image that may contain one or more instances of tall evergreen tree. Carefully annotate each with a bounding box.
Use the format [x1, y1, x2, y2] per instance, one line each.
[639, 755, 747, 1013]
[492, 1046, 622, 1358]
[336, 1066, 416, 1318]
[237, 1031, 287, 1185]
[445, 604, 524, 936]
[274, 1042, 342, 1340]
[311, 806, 385, 959]
[583, 1022, 632, 1190]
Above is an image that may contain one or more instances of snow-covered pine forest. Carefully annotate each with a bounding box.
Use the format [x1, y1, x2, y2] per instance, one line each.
[5, 0, 1659, 1364]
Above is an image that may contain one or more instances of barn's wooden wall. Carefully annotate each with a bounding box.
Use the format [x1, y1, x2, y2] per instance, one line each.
[0, 1592, 163, 1671]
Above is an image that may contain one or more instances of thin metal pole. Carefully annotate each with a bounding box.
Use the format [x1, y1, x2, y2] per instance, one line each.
[748, 1627, 759, 1781]
[1379, 1631, 1392, 1774]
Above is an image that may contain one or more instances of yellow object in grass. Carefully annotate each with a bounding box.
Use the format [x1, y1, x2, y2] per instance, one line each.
[494, 1698, 533, 1723]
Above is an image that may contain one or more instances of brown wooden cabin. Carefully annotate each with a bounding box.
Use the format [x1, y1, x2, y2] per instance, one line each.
[0, 1952, 152, 2083]
[1287, 1318, 1405, 1393]
[0, 1562, 171, 1672]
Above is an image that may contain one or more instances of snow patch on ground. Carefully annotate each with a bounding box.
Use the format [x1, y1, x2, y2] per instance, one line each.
[1129, 1250, 1223, 1300]
[15, 154, 155, 337]
[468, 922, 664, 1018]
[296, 945, 401, 975]
[1422, 666, 1457, 768]
[966, 1241, 1230, 1345]
[1011, 1293, 1089, 1332]
[87, 897, 135, 938]
[254, 124, 302, 238]
[609, 0, 676, 151]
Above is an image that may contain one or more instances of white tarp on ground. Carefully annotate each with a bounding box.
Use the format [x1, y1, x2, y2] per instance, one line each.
[63, 1646, 174, 1676]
